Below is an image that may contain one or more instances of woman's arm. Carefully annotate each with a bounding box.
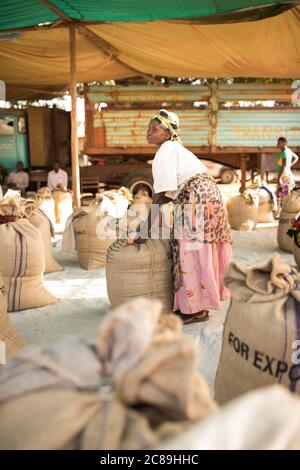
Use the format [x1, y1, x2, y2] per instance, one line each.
[291, 150, 299, 167]
[134, 191, 172, 244]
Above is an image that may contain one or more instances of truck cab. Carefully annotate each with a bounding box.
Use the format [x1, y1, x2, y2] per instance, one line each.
[0, 110, 29, 171]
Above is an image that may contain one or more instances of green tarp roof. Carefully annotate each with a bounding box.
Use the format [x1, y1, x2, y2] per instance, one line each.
[0, 0, 299, 31]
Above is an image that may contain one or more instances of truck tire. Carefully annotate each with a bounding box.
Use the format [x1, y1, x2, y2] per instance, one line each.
[122, 169, 153, 196]
[220, 167, 236, 184]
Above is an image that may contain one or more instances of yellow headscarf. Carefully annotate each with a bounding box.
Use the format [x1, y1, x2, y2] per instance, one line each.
[152, 109, 182, 144]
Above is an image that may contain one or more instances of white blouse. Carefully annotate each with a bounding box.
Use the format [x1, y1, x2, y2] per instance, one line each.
[152, 140, 207, 194]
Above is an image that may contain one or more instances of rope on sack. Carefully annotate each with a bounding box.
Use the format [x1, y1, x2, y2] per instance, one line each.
[22, 199, 36, 219]
[106, 238, 127, 263]
[0, 215, 17, 224]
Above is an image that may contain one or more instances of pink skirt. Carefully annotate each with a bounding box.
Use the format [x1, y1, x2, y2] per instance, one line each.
[174, 241, 232, 314]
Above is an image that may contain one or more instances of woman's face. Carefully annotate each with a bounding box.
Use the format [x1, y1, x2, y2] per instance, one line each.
[146, 119, 171, 146]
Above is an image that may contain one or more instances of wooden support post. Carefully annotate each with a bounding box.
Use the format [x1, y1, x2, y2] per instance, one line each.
[260, 153, 266, 181]
[240, 154, 249, 192]
[69, 24, 80, 207]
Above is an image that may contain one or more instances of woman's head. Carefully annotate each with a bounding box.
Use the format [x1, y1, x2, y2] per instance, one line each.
[277, 136, 287, 151]
[147, 109, 181, 146]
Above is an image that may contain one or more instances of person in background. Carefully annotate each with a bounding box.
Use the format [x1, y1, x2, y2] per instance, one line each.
[276, 137, 299, 206]
[7, 161, 29, 195]
[133, 109, 233, 325]
[47, 161, 68, 191]
[0, 165, 7, 198]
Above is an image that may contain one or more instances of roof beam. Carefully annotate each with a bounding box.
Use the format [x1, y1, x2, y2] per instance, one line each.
[38, 0, 160, 84]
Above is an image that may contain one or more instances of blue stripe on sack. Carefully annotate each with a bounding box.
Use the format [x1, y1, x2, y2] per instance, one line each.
[279, 302, 288, 384]
[290, 298, 300, 393]
[10, 231, 20, 312]
[18, 229, 28, 309]
[12, 230, 23, 311]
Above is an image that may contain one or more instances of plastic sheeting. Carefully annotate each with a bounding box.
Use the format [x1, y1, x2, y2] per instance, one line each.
[1, 5, 300, 101]
[0, 1, 298, 31]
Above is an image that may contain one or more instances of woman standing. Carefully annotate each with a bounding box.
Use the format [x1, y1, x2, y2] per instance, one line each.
[276, 136, 299, 206]
[135, 110, 233, 324]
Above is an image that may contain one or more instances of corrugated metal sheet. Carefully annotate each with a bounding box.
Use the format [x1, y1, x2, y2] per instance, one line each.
[218, 83, 295, 102]
[87, 85, 209, 105]
[216, 110, 300, 147]
[95, 109, 210, 146]
[87, 83, 296, 105]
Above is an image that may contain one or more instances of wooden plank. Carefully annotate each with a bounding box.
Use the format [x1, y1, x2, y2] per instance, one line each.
[69, 25, 80, 207]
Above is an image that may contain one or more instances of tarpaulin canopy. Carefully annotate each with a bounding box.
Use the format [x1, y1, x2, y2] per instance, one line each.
[1, 5, 300, 100]
[0, 0, 299, 31]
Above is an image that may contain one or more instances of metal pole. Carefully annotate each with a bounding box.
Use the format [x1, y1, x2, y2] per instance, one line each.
[69, 24, 80, 207]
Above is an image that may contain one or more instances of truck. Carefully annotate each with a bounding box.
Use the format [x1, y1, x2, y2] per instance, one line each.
[81, 82, 300, 193]
[0, 107, 70, 189]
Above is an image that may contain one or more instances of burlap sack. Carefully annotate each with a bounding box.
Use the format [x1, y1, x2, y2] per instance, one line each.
[80, 398, 159, 450]
[123, 191, 152, 233]
[227, 190, 259, 231]
[0, 199, 57, 311]
[215, 254, 300, 404]
[22, 200, 63, 274]
[294, 243, 300, 268]
[0, 389, 102, 450]
[0, 387, 182, 450]
[117, 335, 217, 421]
[36, 187, 55, 226]
[258, 188, 274, 223]
[106, 239, 173, 313]
[96, 298, 181, 378]
[162, 385, 300, 450]
[52, 189, 73, 227]
[131, 190, 152, 211]
[73, 208, 116, 270]
[278, 191, 300, 252]
[0, 273, 26, 358]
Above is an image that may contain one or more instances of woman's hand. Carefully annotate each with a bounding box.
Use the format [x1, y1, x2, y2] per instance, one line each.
[134, 235, 147, 245]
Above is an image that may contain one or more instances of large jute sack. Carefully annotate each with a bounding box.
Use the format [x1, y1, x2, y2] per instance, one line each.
[106, 239, 173, 313]
[73, 208, 116, 270]
[36, 187, 55, 225]
[0, 197, 57, 312]
[0, 273, 26, 358]
[215, 254, 300, 404]
[227, 190, 259, 231]
[22, 200, 63, 274]
[277, 191, 300, 252]
[294, 244, 300, 267]
[258, 188, 275, 223]
[52, 189, 73, 227]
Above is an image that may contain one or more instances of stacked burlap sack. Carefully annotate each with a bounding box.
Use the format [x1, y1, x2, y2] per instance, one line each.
[0, 297, 216, 450]
[277, 190, 300, 252]
[162, 385, 300, 450]
[36, 187, 55, 225]
[22, 199, 63, 274]
[52, 186, 73, 228]
[62, 188, 132, 270]
[106, 238, 173, 314]
[0, 273, 26, 358]
[0, 194, 57, 311]
[227, 189, 259, 230]
[215, 253, 300, 404]
[124, 189, 152, 232]
[286, 212, 300, 267]
[246, 181, 277, 223]
[257, 187, 276, 223]
[107, 195, 174, 313]
[73, 208, 116, 270]
[99, 186, 133, 218]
